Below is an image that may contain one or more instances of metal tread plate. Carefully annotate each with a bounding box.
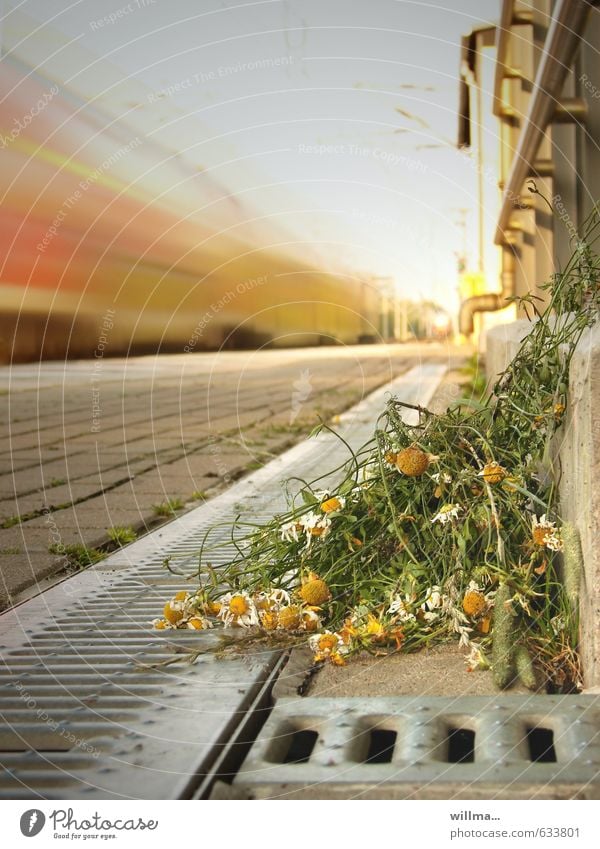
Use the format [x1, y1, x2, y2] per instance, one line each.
[0, 364, 446, 799]
[230, 695, 600, 800]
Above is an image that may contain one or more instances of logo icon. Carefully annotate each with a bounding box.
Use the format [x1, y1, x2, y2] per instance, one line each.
[20, 810, 45, 837]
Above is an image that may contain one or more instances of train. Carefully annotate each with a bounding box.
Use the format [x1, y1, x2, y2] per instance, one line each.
[1, 56, 381, 363]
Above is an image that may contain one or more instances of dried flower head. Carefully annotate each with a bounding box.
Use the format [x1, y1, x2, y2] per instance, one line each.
[277, 605, 303, 631]
[395, 446, 429, 476]
[532, 514, 564, 552]
[480, 461, 506, 484]
[462, 589, 487, 618]
[299, 573, 331, 605]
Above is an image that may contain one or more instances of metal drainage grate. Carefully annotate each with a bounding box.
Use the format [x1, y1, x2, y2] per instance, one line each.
[225, 696, 600, 799]
[0, 365, 446, 799]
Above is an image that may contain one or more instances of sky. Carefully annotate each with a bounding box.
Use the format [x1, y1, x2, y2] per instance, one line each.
[1, 0, 500, 311]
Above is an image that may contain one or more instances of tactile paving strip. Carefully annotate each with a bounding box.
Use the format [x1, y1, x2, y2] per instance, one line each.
[0, 364, 446, 799]
[228, 696, 600, 799]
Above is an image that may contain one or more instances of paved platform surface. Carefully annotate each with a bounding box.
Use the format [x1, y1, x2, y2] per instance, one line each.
[0, 343, 467, 604]
[305, 644, 532, 698]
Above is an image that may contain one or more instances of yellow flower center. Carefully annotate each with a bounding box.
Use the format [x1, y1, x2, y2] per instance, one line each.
[318, 633, 338, 652]
[277, 605, 302, 631]
[300, 578, 331, 605]
[395, 446, 429, 476]
[229, 595, 249, 616]
[462, 590, 487, 618]
[302, 612, 319, 632]
[533, 526, 549, 546]
[260, 611, 278, 631]
[482, 462, 506, 484]
[163, 602, 184, 624]
[187, 618, 205, 630]
[321, 497, 342, 513]
[365, 614, 385, 637]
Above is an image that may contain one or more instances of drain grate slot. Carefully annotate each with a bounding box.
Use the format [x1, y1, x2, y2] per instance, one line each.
[365, 729, 397, 764]
[447, 727, 475, 763]
[526, 726, 556, 763]
[282, 730, 319, 764]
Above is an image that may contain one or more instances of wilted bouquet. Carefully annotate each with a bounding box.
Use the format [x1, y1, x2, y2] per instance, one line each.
[154, 215, 600, 693]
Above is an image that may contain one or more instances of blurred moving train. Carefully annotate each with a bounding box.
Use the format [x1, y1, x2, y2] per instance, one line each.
[0, 55, 381, 363]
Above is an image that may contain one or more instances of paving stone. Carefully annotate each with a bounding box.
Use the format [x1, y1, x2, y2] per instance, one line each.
[0, 526, 53, 553]
[0, 553, 64, 600]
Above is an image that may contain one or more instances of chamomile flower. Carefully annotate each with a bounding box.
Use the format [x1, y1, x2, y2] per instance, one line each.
[280, 520, 300, 543]
[465, 643, 489, 672]
[423, 586, 442, 609]
[151, 617, 174, 630]
[395, 446, 429, 476]
[479, 462, 507, 484]
[186, 616, 211, 630]
[320, 495, 345, 514]
[421, 586, 442, 622]
[254, 588, 290, 611]
[462, 582, 487, 618]
[360, 461, 379, 482]
[298, 510, 332, 547]
[431, 504, 462, 525]
[277, 605, 303, 631]
[309, 630, 349, 664]
[532, 514, 564, 552]
[299, 573, 331, 605]
[301, 609, 322, 632]
[388, 594, 417, 622]
[550, 615, 567, 636]
[217, 591, 259, 627]
[162, 590, 189, 625]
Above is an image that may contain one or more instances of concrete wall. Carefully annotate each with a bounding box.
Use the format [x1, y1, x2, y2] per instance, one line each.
[487, 320, 600, 689]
